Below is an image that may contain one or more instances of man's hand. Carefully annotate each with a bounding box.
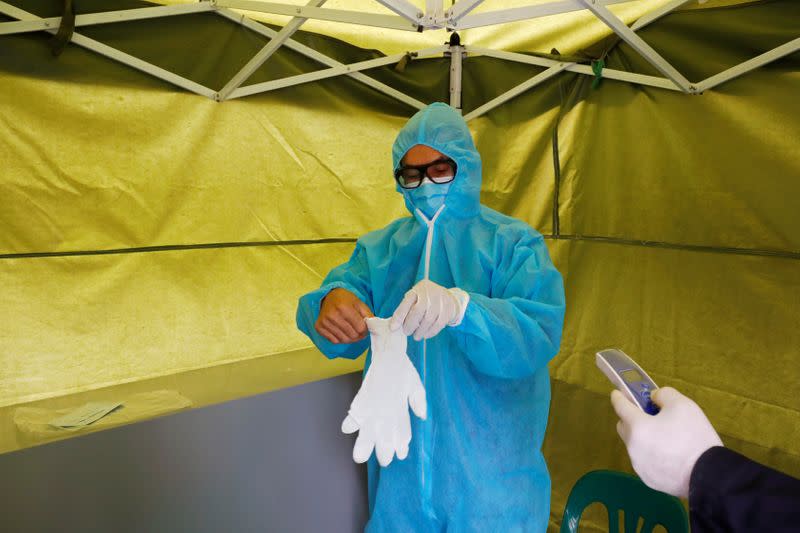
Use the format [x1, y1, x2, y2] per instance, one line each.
[315, 288, 374, 344]
[390, 280, 469, 341]
[612, 386, 723, 499]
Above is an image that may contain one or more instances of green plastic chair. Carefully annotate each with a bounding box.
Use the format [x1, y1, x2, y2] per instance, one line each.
[559, 470, 689, 533]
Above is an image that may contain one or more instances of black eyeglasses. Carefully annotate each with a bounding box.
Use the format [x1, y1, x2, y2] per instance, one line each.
[394, 158, 457, 189]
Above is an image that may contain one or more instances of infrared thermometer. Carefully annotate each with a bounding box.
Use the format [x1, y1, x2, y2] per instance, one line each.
[596, 348, 660, 415]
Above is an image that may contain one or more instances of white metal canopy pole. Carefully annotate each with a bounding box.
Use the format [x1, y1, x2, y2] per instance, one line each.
[373, 0, 424, 23]
[217, 0, 325, 101]
[464, 62, 571, 121]
[447, 33, 464, 112]
[229, 45, 448, 99]
[451, 0, 635, 30]
[216, 0, 419, 31]
[424, 0, 444, 28]
[467, 46, 679, 91]
[696, 36, 800, 93]
[0, 3, 215, 36]
[0, 1, 217, 99]
[458, 0, 696, 120]
[578, 0, 694, 93]
[3, 0, 793, 106]
[445, 0, 485, 25]
[631, 0, 693, 31]
[458, 0, 695, 120]
[215, 8, 427, 110]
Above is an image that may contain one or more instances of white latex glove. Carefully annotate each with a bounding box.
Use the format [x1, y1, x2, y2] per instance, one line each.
[612, 386, 723, 499]
[389, 279, 470, 341]
[342, 317, 427, 467]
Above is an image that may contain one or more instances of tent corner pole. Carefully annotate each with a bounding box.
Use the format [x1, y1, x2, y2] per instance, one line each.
[447, 32, 464, 113]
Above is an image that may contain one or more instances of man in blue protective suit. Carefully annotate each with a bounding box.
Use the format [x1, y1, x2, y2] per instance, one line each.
[296, 102, 566, 532]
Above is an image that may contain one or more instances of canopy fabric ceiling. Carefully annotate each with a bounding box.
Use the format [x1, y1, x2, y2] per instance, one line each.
[149, 0, 761, 55]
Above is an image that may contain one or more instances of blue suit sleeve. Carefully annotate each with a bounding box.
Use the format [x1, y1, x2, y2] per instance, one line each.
[455, 231, 565, 378]
[295, 243, 373, 360]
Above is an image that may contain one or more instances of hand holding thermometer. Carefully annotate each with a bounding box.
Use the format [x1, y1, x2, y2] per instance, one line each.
[596, 348, 660, 415]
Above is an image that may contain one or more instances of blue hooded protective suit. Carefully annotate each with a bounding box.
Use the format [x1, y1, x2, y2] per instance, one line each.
[297, 103, 565, 532]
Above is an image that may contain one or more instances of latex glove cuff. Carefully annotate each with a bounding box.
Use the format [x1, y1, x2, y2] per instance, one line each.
[447, 288, 470, 327]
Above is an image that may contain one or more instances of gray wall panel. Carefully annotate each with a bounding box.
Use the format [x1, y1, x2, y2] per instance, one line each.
[0, 373, 368, 533]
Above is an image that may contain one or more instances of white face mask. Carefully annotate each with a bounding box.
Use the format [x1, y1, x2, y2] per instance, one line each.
[406, 178, 453, 218]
